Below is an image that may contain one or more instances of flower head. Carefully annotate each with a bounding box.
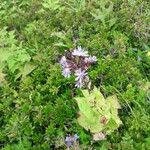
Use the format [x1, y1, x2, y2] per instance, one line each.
[75, 79, 83, 88]
[75, 69, 87, 88]
[62, 68, 71, 78]
[73, 134, 79, 141]
[85, 56, 97, 63]
[75, 69, 87, 80]
[60, 56, 68, 68]
[65, 136, 72, 147]
[59, 47, 97, 88]
[65, 134, 79, 147]
[72, 46, 89, 57]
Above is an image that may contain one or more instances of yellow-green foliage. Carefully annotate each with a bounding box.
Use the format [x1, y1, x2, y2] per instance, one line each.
[75, 87, 122, 135]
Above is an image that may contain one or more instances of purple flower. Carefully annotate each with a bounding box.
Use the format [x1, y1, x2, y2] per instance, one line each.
[75, 69, 87, 88]
[84, 56, 97, 63]
[73, 134, 79, 141]
[72, 46, 89, 57]
[75, 69, 87, 80]
[65, 136, 72, 147]
[65, 134, 79, 147]
[75, 79, 83, 88]
[62, 68, 71, 78]
[59, 47, 97, 88]
[60, 56, 68, 68]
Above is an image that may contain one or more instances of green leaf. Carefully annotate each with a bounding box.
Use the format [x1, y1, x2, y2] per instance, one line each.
[92, 87, 105, 104]
[106, 95, 121, 109]
[82, 89, 90, 97]
[75, 87, 122, 138]
[75, 97, 95, 119]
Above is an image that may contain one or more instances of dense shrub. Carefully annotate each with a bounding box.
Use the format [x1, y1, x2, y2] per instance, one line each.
[0, 0, 150, 149]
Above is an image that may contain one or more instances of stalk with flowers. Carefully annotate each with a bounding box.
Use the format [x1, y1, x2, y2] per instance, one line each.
[60, 46, 97, 88]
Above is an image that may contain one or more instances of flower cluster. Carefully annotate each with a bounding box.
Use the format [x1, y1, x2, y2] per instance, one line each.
[59, 46, 97, 88]
[65, 134, 79, 148]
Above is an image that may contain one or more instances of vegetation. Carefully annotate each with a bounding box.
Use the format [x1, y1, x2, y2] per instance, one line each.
[0, 0, 150, 149]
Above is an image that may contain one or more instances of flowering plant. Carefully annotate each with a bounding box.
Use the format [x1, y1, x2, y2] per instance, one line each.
[65, 134, 79, 148]
[59, 46, 97, 88]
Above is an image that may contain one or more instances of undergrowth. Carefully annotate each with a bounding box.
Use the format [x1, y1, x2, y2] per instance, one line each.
[0, 0, 150, 149]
